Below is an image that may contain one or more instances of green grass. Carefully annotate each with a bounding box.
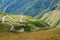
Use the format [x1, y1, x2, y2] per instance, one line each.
[0, 12, 60, 40]
[0, 13, 50, 32]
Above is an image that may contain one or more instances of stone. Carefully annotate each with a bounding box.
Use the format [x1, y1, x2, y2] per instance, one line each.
[19, 16, 24, 22]
[2, 15, 7, 23]
[9, 24, 15, 31]
[18, 28, 24, 33]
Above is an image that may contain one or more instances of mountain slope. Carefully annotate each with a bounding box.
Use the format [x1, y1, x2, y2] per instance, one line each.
[0, 12, 60, 40]
[41, 9, 60, 27]
[0, 13, 49, 32]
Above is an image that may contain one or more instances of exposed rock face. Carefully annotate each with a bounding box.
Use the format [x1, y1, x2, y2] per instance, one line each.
[41, 10, 60, 27]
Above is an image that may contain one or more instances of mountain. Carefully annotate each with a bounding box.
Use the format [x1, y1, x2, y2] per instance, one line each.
[0, 13, 49, 32]
[0, 12, 60, 40]
[41, 9, 60, 27]
[0, 0, 60, 18]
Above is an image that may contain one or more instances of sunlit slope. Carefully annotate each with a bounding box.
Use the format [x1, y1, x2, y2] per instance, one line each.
[0, 13, 49, 31]
[0, 13, 60, 40]
[41, 10, 60, 27]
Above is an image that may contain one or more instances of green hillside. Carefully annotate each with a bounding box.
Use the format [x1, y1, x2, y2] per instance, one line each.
[0, 13, 49, 32]
[0, 11, 60, 40]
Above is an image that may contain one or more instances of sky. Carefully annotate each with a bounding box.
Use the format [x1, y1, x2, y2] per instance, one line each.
[0, 0, 60, 18]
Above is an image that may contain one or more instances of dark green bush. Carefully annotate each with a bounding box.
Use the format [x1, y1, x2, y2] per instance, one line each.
[17, 19, 49, 31]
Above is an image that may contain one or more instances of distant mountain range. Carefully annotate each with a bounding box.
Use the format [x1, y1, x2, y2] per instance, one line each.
[0, 0, 60, 18]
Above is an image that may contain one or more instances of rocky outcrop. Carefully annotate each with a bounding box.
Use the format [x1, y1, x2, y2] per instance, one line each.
[41, 9, 60, 27]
